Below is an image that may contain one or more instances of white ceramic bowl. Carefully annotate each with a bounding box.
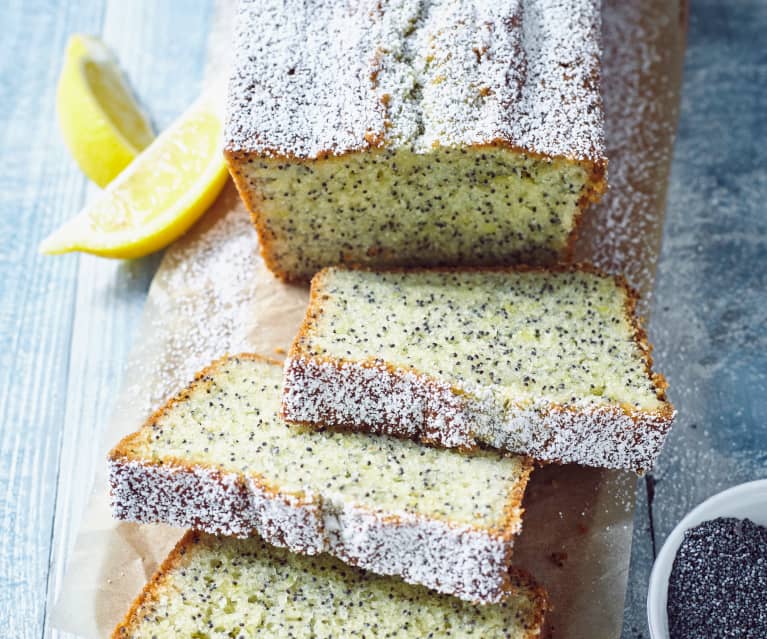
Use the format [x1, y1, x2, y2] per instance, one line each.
[647, 479, 767, 639]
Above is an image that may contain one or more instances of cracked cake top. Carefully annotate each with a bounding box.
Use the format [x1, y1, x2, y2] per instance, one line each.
[225, 0, 605, 161]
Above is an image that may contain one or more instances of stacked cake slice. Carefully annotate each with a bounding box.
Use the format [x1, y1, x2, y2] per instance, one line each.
[109, 355, 533, 603]
[283, 266, 674, 472]
[109, 354, 549, 636]
[110, 265, 672, 637]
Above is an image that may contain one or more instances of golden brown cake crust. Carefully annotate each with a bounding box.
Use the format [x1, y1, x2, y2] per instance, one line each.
[111, 531, 196, 639]
[282, 265, 674, 473]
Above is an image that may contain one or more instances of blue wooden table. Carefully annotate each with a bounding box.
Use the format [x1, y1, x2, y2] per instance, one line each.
[0, 1, 764, 637]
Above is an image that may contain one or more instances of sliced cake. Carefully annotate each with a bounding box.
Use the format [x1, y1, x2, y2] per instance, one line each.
[109, 355, 533, 603]
[112, 531, 548, 638]
[283, 266, 675, 472]
[225, 0, 606, 282]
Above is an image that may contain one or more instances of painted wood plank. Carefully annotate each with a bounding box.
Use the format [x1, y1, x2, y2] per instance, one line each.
[649, 0, 767, 537]
[2, 3, 758, 639]
[0, 2, 105, 638]
[44, 2, 215, 637]
[622, 1, 767, 636]
[622, 478, 657, 638]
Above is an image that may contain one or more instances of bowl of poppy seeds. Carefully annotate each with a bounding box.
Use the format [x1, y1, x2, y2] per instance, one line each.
[647, 479, 767, 638]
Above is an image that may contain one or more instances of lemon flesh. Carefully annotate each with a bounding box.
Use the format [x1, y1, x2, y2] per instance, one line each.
[40, 97, 228, 259]
[57, 34, 154, 187]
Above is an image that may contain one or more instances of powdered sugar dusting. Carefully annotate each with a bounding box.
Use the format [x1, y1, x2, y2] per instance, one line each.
[574, 2, 683, 311]
[225, 0, 604, 161]
[54, 0, 685, 635]
[111, 186, 303, 428]
[109, 457, 514, 603]
[283, 356, 674, 473]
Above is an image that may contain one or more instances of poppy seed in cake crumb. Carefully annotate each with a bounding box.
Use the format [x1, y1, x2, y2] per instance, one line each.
[284, 266, 674, 472]
[109, 355, 532, 603]
[113, 532, 548, 638]
[224, 0, 606, 281]
[667, 517, 767, 639]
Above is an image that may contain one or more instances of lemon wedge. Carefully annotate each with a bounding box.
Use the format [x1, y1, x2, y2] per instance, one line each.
[57, 34, 155, 187]
[40, 96, 229, 259]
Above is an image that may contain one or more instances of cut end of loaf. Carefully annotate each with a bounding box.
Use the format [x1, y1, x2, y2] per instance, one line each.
[227, 146, 605, 282]
[224, 0, 606, 281]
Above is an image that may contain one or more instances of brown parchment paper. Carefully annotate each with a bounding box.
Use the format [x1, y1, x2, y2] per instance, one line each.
[50, 1, 686, 637]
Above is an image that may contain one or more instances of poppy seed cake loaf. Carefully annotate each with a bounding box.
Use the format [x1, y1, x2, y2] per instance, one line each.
[225, 0, 606, 282]
[113, 532, 548, 639]
[109, 355, 533, 603]
[283, 266, 675, 472]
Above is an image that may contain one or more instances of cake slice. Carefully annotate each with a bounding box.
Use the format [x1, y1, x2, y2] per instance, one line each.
[283, 266, 675, 472]
[112, 531, 548, 639]
[109, 355, 533, 603]
[225, 0, 606, 282]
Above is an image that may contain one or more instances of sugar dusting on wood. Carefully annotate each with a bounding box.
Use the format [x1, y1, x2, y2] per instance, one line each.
[575, 2, 683, 314]
[112, 187, 265, 427]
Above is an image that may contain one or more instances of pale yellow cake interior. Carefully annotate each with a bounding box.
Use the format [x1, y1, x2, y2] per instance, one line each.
[117, 533, 543, 639]
[304, 269, 664, 411]
[123, 357, 528, 528]
[228, 0, 604, 282]
[244, 146, 590, 280]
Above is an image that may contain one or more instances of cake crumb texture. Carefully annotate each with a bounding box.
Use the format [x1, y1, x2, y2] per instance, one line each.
[225, 0, 606, 280]
[284, 266, 674, 471]
[113, 532, 548, 639]
[110, 355, 532, 602]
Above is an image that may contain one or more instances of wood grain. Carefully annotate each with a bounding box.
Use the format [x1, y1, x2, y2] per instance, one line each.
[1, 1, 764, 638]
[44, 2, 214, 637]
[622, 1, 767, 636]
[0, 1, 212, 638]
[0, 2, 104, 638]
[646, 0, 767, 553]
